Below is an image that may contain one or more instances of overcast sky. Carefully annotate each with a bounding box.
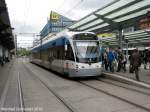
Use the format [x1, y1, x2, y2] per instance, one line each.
[5, 0, 114, 47]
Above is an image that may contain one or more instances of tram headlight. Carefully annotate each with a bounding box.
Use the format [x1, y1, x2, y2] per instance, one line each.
[76, 65, 78, 69]
[76, 65, 82, 69]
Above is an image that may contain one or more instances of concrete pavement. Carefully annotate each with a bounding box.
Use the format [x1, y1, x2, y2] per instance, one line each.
[103, 64, 150, 85]
[0, 58, 150, 112]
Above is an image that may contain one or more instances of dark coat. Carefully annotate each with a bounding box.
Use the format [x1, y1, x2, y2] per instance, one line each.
[130, 52, 141, 67]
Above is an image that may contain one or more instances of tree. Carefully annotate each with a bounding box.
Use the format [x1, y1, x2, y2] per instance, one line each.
[17, 48, 30, 56]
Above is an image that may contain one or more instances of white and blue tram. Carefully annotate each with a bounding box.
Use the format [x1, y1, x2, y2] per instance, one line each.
[30, 31, 102, 77]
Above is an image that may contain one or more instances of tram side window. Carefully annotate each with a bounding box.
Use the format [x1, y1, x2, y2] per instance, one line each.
[65, 44, 74, 61]
[58, 46, 64, 59]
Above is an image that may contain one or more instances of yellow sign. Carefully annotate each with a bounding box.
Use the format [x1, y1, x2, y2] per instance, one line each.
[50, 11, 60, 22]
[97, 33, 115, 37]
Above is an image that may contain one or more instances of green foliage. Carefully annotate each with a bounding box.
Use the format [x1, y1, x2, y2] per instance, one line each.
[17, 48, 30, 56]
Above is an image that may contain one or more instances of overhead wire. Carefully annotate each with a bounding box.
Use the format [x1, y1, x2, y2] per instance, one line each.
[57, 0, 66, 9]
[51, 0, 84, 18]
[23, 0, 31, 28]
[63, 0, 84, 16]
[53, 0, 67, 16]
[23, 0, 27, 27]
[21, 0, 83, 47]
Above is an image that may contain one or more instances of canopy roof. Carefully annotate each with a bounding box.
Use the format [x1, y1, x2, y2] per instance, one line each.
[69, 0, 150, 33]
[101, 28, 150, 46]
[68, 0, 150, 47]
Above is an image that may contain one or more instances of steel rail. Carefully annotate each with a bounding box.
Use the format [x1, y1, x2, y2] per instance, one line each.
[96, 78, 150, 96]
[17, 72, 25, 112]
[23, 64, 78, 112]
[78, 81, 150, 112]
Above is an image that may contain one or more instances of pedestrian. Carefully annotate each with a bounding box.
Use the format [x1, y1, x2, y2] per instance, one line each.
[0, 56, 4, 67]
[103, 51, 108, 71]
[112, 50, 118, 71]
[116, 50, 124, 72]
[122, 53, 127, 72]
[143, 49, 149, 69]
[130, 49, 141, 81]
[148, 48, 150, 69]
[107, 48, 115, 72]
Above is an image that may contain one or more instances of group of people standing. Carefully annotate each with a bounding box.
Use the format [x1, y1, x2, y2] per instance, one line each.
[102, 47, 150, 81]
[102, 48, 127, 73]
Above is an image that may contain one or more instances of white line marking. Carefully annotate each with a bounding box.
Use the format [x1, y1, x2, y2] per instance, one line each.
[104, 72, 150, 89]
[18, 72, 24, 112]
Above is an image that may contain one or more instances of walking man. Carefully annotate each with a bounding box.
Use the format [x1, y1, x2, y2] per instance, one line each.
[130, 49, 141, 81]
[117, 50, 124, 72]
[143, 49, 149, 69]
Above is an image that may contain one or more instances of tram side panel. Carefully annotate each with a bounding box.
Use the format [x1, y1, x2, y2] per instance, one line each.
[31, 38, 70, 75]
[30, 40, 102, 77]
[30, 32, 102, 77]
[30, 51, 41, 65]
[48, 44, 65, 74]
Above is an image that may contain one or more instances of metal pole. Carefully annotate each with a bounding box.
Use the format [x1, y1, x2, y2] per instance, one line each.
[40, 38, 42, 60]
[14, 34, 17, 58]
[118, 29, 123, 50]
[126, 42, 128, 61]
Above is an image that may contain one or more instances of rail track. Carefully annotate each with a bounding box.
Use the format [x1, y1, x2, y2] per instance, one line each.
[96, 78, 150, 96]
[23, 64, 78, 112]
[78, 80, 150, 112]
[24, 62, 150, 112]
[17, 72, 25, 112]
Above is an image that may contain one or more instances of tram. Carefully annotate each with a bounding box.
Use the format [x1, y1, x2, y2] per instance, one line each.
[30, 31, 102, 77]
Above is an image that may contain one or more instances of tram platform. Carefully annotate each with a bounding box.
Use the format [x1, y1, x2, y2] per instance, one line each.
[0, 60, 14, 98]
[0, 60, 150, 86]
[103, 64, 150, 89]
[0, 60, 150, 95]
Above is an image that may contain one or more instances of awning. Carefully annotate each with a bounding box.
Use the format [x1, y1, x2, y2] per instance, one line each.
[68, 0, 150, 33]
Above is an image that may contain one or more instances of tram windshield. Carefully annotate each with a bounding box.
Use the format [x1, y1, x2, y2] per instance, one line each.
[74, 41, 100, 63]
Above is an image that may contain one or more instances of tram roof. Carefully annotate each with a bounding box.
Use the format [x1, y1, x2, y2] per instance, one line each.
[68, 0, 150, 33]
[31, 31, 96, 50]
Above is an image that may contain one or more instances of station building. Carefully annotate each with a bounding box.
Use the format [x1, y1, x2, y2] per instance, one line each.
[40, 11, 75, 39]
